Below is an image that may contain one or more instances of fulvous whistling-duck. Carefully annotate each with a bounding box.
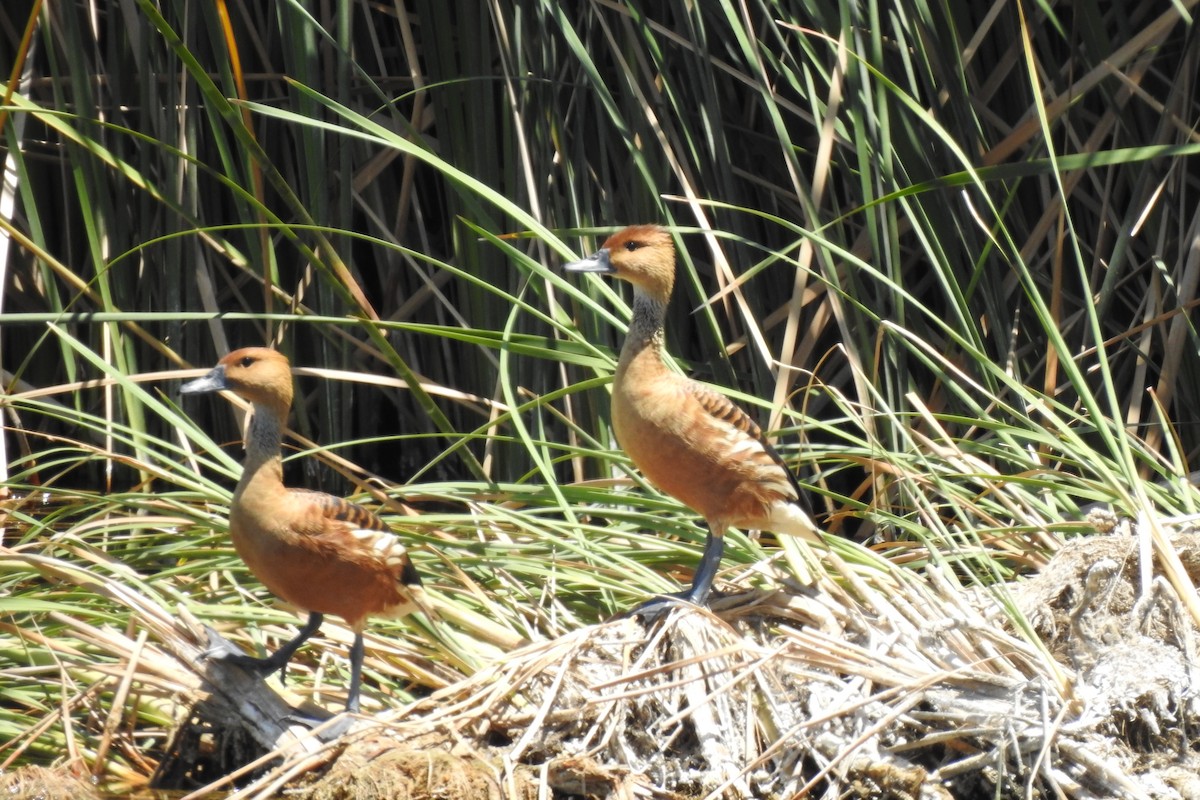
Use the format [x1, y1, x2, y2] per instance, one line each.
[181, 347, 432, 713]
[565, 225, 824, 607]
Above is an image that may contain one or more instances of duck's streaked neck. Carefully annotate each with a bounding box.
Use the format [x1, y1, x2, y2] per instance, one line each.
[621, 290, 668, 365]
[237, 403, 285, 492]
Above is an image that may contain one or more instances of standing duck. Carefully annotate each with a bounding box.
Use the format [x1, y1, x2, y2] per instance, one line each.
[181, 347, 432, 713]
[565, 225, 824, 607]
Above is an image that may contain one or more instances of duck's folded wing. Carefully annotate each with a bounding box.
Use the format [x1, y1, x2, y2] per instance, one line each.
[292, 489, 428, 591]
[684, 381, 811, 514]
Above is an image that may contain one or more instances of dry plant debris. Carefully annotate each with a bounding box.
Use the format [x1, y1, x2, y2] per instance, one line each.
[8, 522, 1200, 799]
[156, 527, 1200, 799]
[0, 765, 101, 800]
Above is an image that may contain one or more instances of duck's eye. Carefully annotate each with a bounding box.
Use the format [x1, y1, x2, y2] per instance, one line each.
[239, 356, 255, 368]
[624, 240, 643, 251]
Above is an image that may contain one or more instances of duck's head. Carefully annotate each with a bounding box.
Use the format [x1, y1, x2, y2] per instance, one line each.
[564, 224, 676, 302]
[181, 347, 294, 414]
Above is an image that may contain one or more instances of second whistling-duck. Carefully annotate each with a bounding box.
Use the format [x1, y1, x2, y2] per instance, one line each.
[181, 347, 432, 713]
[565, 225, 824, 607]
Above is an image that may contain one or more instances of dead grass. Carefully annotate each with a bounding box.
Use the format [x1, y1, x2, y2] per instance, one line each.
[0, 765, 102, 800]
[8, 514, 1200, 799]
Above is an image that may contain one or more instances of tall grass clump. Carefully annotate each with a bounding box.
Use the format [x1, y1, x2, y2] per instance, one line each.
[3, 0, 1200, 795]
